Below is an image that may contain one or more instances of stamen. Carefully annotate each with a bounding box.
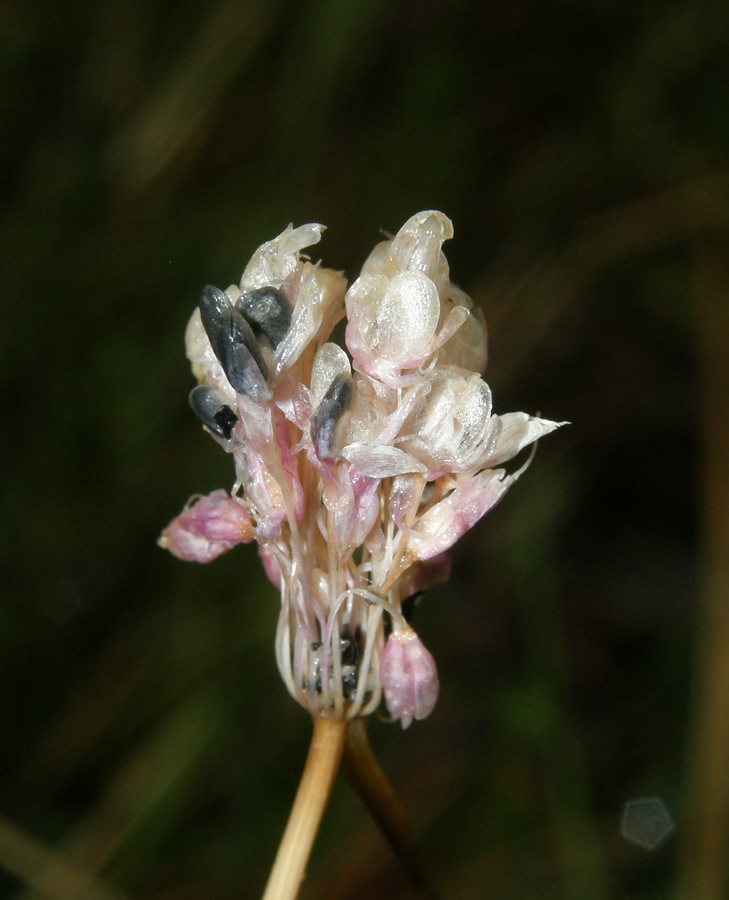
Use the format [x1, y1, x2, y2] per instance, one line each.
[237, 285, 292, 348]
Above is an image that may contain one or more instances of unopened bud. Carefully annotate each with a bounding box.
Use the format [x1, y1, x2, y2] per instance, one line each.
[380, 626, 439, 729]
[159, 490, 254, 562]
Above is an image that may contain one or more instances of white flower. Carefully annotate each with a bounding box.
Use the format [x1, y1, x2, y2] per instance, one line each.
[161, 213, 565, 723]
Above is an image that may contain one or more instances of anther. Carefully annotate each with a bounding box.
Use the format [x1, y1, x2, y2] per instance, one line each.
[237, 286, 292, 348]
[189, 385, 238, 439]
[199, 285, 271, 402]
[310, 373, 353, 460]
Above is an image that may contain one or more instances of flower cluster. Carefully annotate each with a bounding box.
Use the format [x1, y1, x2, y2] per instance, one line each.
[160, 211, 563, 727]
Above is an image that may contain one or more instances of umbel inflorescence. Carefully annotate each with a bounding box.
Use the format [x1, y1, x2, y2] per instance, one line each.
[160, 211, 563, 727]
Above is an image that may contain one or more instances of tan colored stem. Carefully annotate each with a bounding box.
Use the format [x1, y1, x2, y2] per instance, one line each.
[262, 717, 347, 900]
[342, 719, 439, 900]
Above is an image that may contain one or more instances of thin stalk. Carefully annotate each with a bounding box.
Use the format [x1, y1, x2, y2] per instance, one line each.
[262, 717, 347, 900]
[342, 718, 440, 900]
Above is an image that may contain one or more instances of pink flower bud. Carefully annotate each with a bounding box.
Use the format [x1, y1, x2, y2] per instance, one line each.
[380, 627, 440, 729]
[159, 490, 254, 562]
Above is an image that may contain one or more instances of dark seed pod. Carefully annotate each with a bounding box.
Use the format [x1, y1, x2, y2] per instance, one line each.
[310, 373, 353, 460]
[340, 628, 358, 666]
[237, 286, 292, 348]
[189, 385, 238, 439]
[199, 285, 271, 402]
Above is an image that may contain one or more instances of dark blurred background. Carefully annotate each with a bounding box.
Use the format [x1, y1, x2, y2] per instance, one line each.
[2, 1, 728, 898]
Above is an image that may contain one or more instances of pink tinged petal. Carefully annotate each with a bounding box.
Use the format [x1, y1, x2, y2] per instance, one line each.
[238, 448, 279, 515]
[380, 627, 440, 729]
[259, 545, 283, 589]
[482, 413, 568, 468]
[388, 473, 425, 530]
[235, 402, 305, 533]
[348, 468, 381, 546]
[322, 464, 380, 552]
[359, 239, 396, 279]
[158, 520, 230, 563]
[342, 442, 427, 478]
[272, 406, 306, 522]
[158, 490, 254, 563]
[408, 469, 514, 560]
[272, 375, 313, 432]
[257, 509, 288, 542]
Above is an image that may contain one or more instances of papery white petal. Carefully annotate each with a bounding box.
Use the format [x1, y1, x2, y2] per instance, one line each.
[240, 223, 324, 289]
[310, 342, 351, 400]
[272, 264, 346, 378]
[375, 381, 430, 444]
[389, 210, 453, 296]
[438, 296, 488, 374]
[388, 473, 425, 529]
[342, 442, 427, 478]
[482, 412, 567, 468]
[359, 239, 396, 278]
[380, 272, 440, 361]
[271, 265, 322, 377]
[400, 367, 498, 472]
[343, 375, 389, 444]
[345, 270, 440, 376]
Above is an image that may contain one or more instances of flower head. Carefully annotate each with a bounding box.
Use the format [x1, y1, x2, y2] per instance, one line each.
[161, 211, 564, 724]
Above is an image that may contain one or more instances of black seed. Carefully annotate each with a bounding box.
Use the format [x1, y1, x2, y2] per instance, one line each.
[237, 286, 292, 348]
[189, 385, 238, 439]
[311, 373, 353, 459]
